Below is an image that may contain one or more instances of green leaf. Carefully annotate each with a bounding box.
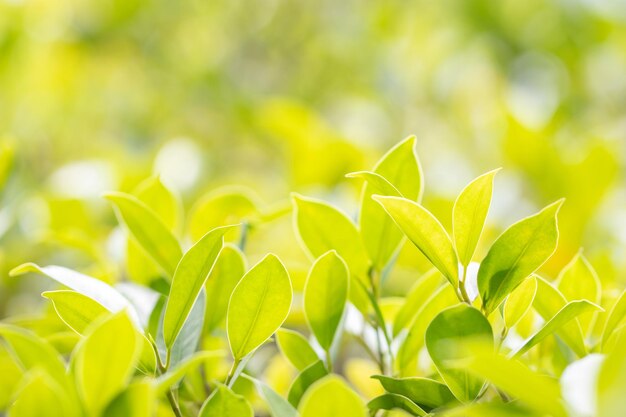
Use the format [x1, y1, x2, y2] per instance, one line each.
[103, 381, 155, 417]
[353, 136, 423, 271]
[276, 328, 319, 371]
[104, 191, 182, 278]
[74, 311, 141, 416]
[393, 269, 444, 337]
[367, 393, 426, 416]
[442, 402, 542, 417]
[425, 304, 493, 402]
[8, 371, 74, 417]
[346, 171, 403, 197]
[155, 350, 225, 394]
[291, 194, 370, 279]
[372, 375, 457, 411]
[42, 290, 109, 334]
[513, 300, 603, 357]
[304, 250, 349, 351]
[373, 195, 458, 286]
[163, 225, 232, 348]
[477, 200, 563, 314]
[298, 375, 365, 417]
[598, 328, 626, 417]
[288, 360, 328, 407]
[227, 254, 292, 359]
[558, 251, 601, 334]
[602, 289, 626, 350]
[10, 263, 140, 326]
[464, 344, 566, 417]
[397, 285, 458, 374]
[199, 384, 254, 417]
[533, 277, 587, 357]
[453, 169, 499, 267]
[205, 244, 247, 333]
[503, 276, 537, 328]
[243, 374, 299, 417]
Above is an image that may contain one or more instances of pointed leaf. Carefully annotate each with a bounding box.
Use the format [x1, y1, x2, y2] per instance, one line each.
[276, 328, 319, 371]
[42, 290, 109, 334]
[393, 269, 444, 336]
[298, 375, 365, 417]
[558, 252, 601, 334]
[9, 372, 74, 417]
[372, 375, 457, 411]
[227, 254, 292, 359]
[374, 195, 458, 286]
[205, 244, 246, 332]
[478, 200, 563, 314]
[103, 381, 155, 417]
[503, 276, 538, 328]
[155, 351, 225, 393]
[199, 384, 253, 417]
[602, 289, 626, 349]
[243, 374, 299, 417]
[288, 360, 328, 407]
[367, 393, 427, 416]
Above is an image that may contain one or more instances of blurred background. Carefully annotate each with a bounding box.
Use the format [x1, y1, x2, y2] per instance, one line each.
[1, 0, 626, 317]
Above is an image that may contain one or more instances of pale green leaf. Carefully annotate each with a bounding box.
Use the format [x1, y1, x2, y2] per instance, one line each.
[393, 269, 444, 337]
[243, 374, 299, 417]
[42, 290, 108, 334]
[503, 276, 538, 328]
[155, 350, 225, 394]
[199, 384, 253, 417]
[276, 328, 319, 371]
[355, 136, 422, 271]
[227, 254, 292, 359]
[602, 289, 626, 349]
[372, 375, 457, 411]
[288, 360, 328, 407]
[346, 171, 402, 197]
[367, 393, 427, 416]
[598, 328, 626, 417]
[8, 372, 74, 417]
[74, 311, 141, 416]
[163, 225, 232, 348]
[373, 195, 458, 286]
[558, 251, 601, 334]
[453, 169, 499, 267]
[299, 375, 365, 417]
[304, 250, 349, 351]
[104, 191, 182, 278]
[477, 200, 563, 314]
[425, 304, 493, 402]
[103, 381, 154, 417]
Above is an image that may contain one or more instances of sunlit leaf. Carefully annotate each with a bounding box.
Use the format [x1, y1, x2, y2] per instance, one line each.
[8, 371, 74, 417]
[558, 251, 601, 334]
[155, 350, 225, 394]
[372, 375, 457, 411]
[503, 276, 537, 329]
[601, 289, 626, 350]
[298, 375, 365, 417]
[477, 200, 563, 314]
[393, 269, 444, 337]
[276, 328, 319, 371]
[243, 374, 299, 417]
[288, 360, 328, 407]
[42, 290, 109, 334]
[103, 380, 155, 417]
[598, 328, 626, 417]
[199, 384, 254, 417]
[367, 393, 426, 416]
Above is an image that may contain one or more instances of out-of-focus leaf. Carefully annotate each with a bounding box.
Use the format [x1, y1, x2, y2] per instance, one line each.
[243, 374, 299, 417]
[425, 304, 493, 402]
[560, 354, 604, 417]
[298, 375, 365, 417]
[199, 384, 253, 417]
[103, 380, 155, 417]
[367, 393, 426, 416]
[288, 360, 328, 407]
[8, 371, 74, 417]
[533, 277, 587, 357]
[163, 225, 231, 348]
[104, 191, 182, 278]
[453, 169, 499, 267]
[346, 171, 402, 197]
[374, 195, 458, 286]
[276, 328, 319, 371]
[393, 269, 443, 337]
[205, 244, 246, 333]
[514, 300, 603, 357]
[0, 349, 22, 410]
[74, 311, 141, 416]
[10, 263, 141, 326]
[598, 328, 626, 417]
[42, 290, 108, 334]
[155, 350, 225, 394]
[503, 276, 538, 328]
[397, 285, 458, 375]
[442, 402, 542, 417]
[303, 250, 349, 351]
[558, 252, 601, 334]
[601, 289, 626, 350]
[227, 254, 292, 359]
[372, 375, 457, 411]
[477, 200, 563, 314]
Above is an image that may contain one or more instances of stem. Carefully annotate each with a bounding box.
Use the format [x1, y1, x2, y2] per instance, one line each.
[166, 389, 183, 417]
[325, 349, 333, 373]
[238, 221, 249, 251]
[458, 264, 471, 304]
[225, 358, 242, 387]
[148, 337, 182, 417]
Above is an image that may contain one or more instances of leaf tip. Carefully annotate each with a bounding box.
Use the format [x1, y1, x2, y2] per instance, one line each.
[9, 262, 41, 277]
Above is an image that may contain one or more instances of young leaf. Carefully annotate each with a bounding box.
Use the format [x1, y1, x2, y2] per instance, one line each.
[42, 290, 109, 334]
[304, 250, 349, 351]
[74, 311, 141, 416]
[104, 191, 182, 278]
[557, 252, 601, 334]
[393, 269, 444, 337]
[533, 277, 587, 357]
[103, 381, 155, 417]
[373, 196, 458, 286]
[602, 289, 626, 349]
[227, 254, 292, 359]
[10, 263, 140, 326]
[9, 372, 74, 417]
[276, 328, 319, 371]
[372, 375, 457, 411]
[477, 200, 563, 314]
[513, 300, 603, 357]
[425, 304, 493, 402]
[503, 276, 538, 329]
[205, 244, 247, 333]
[453, 169, 499, 267]
[367, 393, 427, 416]
[346, 171, 402, 197]
[354, 136, 423, 271]
[298, 375, 366, 417]
[163, 225, 233, 348]
[199, 384, 254, 417]
[288, 360, 328, 407]
[243, 374, 299, 417]
[155, 351, 225, 393]
[598, 328, 626, 417]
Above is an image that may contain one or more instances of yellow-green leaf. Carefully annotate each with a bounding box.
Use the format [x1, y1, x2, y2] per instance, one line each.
[477, 200, 563, 314]
[557, 252, 601, 334]
[393, 269, 444, 337]
[42, 290, 109, 334]
[199, 384, 253, 417]
[453, 169, 499, 267]
[373, 195, 458, 286]
[227, 254, 292, 359]
[304, 250, 349, 351]
[276, 328, 319, 371]
[299, 375, 366, 417]
[602, 289, 626, 350]
[8, 371, 74, 417]
[103, 381, 155, 417]
[503, 276, 537, 328]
